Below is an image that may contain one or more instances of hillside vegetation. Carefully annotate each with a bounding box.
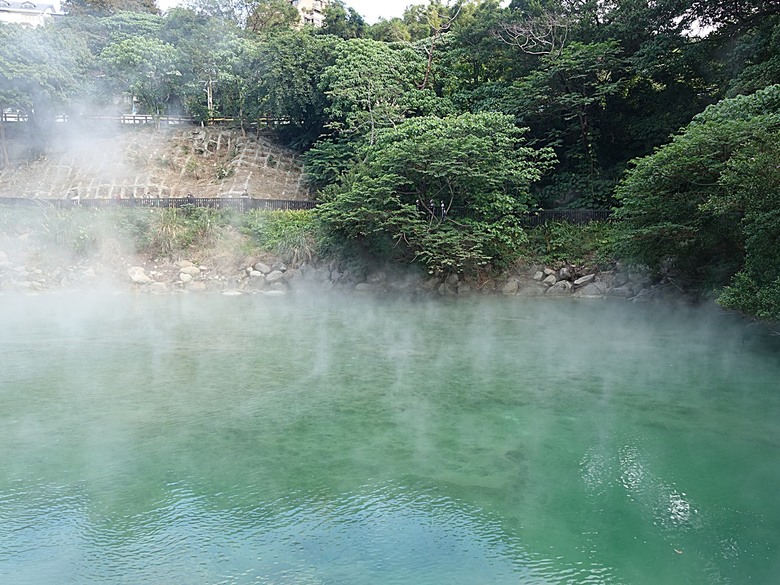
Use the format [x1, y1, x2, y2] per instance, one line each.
[1, 0, 779, 319]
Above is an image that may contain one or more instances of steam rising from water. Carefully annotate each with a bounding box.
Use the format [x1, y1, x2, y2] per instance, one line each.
[1, 293, 779, 584]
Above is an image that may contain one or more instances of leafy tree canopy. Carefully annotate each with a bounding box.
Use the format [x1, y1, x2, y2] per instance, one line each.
[615, 84, 780, 318]
[316, 112, 555, 274]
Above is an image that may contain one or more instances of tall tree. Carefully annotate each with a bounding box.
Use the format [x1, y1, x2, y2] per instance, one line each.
[0, 24, 92, 163]
[160, 8, 245, 121]
[316, 112, 556, 274]
[99, 36, 181, 125]
[615, 84, 780, 317]
[63, 0, 158, 16]
[256, 31, 344, 148]
[320, 38, 440, 145]
[246, 0, 298, 34]
[320, 0, 367, 39]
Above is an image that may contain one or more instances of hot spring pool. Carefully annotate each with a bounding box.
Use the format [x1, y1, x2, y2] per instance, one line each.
[1, 292, 779, 584]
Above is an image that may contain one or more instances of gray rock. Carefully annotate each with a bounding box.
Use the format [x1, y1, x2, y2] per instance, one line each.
[543, 274, 557, 286]
[608, 284, 634, 298]
[179, 273, 193, 284]
[613, 272, 630, 287]
[546, 280, 573, 295]
[574, 274, 596, 286]
[523, 283, 547, 297]
[532, 271, 544, 281]
[367, 271, 387, 284]
[180, 265, 201, 276]
[272, 262, 287, 272]
[573, 282, 607, 298]
[423, 277, 441, 290]
[266, 270, 285, 283]
[128, 266, 151, 284]
[186, 282, 207, 292]
[438, 283, 457, 296]
[445, 273, 460, 286]
[254, 262, 271, 274]
[355, 282, 375, 293]
[247, 274, 267, 289]
[501, 279, 519, 295]
[480, 280, 497, 294]
[457, 282, 472, 296]
[559, 266, 572, 281]
[149, 282, 169, 294]
[543, 268, 556, 276]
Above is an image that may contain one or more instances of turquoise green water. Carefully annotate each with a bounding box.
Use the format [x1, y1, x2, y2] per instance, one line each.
[1, 292, 779, 584]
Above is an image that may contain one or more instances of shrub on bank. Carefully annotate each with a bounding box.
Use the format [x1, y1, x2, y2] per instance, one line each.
[241, 209, 319, 265]
[524, 221, 618, 268]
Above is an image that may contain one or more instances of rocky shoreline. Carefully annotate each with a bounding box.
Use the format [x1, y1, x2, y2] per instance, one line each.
[0, 247, 686, 304]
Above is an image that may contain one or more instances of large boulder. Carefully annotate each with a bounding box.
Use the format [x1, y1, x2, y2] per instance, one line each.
[501, 279, 520, 295]
[546, 280, 573, 295]
[180, 265, 201, 277]
[573, 282, 607, 298]
[128, 266, 152, 284]
[265, 270, 285, 283]
[574, 274, 596, 286]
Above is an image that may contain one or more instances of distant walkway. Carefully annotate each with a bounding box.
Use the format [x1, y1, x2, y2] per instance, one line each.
[0, 196, 316, 212]
[0, 113, 287, 127]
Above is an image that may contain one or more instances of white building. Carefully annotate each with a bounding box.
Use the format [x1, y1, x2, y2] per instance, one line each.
[0, 0, 62, 26]
[289, 0, 328, 28]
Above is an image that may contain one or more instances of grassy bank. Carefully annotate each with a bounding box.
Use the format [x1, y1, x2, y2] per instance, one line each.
[0, 205, 619, 275]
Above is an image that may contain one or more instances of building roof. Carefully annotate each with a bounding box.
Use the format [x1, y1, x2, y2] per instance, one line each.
[0, 0, 62, 26]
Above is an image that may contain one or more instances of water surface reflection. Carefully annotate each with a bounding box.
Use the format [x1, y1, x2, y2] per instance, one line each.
[1, 293, 779, 584]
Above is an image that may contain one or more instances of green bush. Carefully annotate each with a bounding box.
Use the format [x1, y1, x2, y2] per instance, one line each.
[316, 112, 555, 275]
[242, 210, 318, 265]
[615, 84, 780, 318]
[145, 206, 236, 256]
[525, 221, 618, 266]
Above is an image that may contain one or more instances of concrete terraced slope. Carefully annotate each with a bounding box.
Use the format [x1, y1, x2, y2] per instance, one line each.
[0, 126, 311, 200]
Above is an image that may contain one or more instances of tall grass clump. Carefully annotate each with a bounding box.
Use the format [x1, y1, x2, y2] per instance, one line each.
[145, 206, 237, 256]
[242, 210, 318, 265]
[525, 220, 618, 267]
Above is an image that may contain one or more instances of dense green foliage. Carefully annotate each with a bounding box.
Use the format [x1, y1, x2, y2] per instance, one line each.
[242, 209, 318, 264]
[1, 0, 779, 317]
[317, 112, 554, 273]
[615, 85, 780, 318]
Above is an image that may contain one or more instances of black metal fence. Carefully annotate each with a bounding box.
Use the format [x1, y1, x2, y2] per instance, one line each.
[0, 197, 610, 223]
[520, 209, 613, 226]
[0, 113, 289, 127]
[0, 197, 317, 212]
